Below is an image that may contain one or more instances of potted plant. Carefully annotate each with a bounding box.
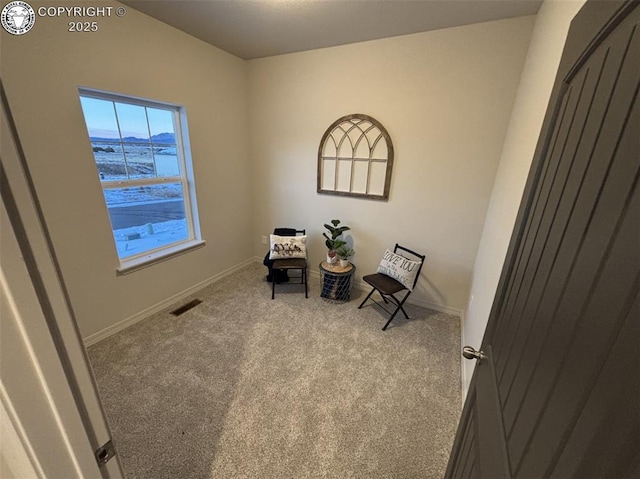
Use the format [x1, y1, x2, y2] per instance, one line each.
[335, 245, 355, 267]
[323, 219, 350, 264]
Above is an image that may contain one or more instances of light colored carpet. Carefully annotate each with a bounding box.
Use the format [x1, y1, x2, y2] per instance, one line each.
[88, 263, 461, 478]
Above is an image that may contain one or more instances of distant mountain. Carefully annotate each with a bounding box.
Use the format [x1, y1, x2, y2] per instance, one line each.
[90, 132, 175, 144]
[121, 136, 149, 144]
[150, 132, 175, 143]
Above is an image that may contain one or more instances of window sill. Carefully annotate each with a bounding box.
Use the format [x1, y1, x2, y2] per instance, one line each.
[116, 239, 206, 275]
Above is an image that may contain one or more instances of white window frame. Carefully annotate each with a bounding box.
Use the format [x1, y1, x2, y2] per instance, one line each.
[78, 88, 204, 274]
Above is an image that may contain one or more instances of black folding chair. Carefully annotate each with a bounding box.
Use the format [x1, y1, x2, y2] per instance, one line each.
[271, 229, 308, 299]
[358, 244, 425, 330]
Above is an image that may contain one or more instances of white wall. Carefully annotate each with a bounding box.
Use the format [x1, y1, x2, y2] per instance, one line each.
[1, 1, 252, 339]
[248, 16, 535, 313]
[463, 0, 586, 394]
[1, 0, 579, 347]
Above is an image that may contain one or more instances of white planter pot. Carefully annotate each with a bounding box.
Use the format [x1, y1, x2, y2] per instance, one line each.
[327, 253, 337, 264]
[339, 259, 349, 267]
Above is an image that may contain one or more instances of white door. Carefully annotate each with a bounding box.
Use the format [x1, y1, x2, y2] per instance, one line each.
[1, 84, 124, 478]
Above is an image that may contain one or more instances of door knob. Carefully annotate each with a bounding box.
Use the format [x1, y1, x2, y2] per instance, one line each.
[462, 346, 486, 361]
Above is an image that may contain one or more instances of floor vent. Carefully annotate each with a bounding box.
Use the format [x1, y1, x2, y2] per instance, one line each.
[171, 299, 202, 316]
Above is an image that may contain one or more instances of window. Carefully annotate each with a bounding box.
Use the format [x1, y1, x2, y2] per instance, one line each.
[78, 89, 203, 272]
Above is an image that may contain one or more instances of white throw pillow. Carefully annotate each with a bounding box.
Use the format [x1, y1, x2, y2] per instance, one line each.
[269, 234, 307, 259]
[376, 249, 422, 290]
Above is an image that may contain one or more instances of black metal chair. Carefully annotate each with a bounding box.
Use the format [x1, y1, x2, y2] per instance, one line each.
[358, 244, 425, 330]
[271, 229, 308, 299]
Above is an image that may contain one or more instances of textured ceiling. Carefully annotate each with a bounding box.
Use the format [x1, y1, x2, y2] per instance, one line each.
[121, 0, 543, 60]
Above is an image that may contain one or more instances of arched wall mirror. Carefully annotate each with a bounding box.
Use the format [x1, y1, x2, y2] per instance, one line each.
[317, 114, 394, 201]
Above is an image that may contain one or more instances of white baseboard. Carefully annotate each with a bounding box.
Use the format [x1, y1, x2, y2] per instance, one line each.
[351, 276, 463, 318]
[459, 311, 467, 405]
[83, 258, 256, 347]
[247, 260, 466, 322]
[314, 264, 467, 404]
[345, 269, 467, 404]
[87, 256, 464, 344]
[309, 268, 464, 319]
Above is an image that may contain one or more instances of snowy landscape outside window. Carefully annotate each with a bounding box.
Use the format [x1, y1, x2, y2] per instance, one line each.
[79, 89, 202, 271]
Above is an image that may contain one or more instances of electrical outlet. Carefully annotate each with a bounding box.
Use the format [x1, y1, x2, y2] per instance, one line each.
[261, 235, 267, 244]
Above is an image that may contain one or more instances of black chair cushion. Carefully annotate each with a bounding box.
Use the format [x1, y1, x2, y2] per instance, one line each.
[362, 273, 406, 295]
[273, 258, 307, 270]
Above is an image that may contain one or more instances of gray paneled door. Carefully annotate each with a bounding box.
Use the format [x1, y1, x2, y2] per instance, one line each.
[446, 1, 640, 477]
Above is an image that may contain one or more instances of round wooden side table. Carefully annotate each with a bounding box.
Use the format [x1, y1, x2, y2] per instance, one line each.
[319, 261, 356, 302]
